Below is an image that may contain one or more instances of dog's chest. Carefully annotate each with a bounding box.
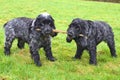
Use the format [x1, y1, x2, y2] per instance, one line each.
[95, 28, 105, 44]
[38, 36, 51, 47]
[75, 37, 88, 48]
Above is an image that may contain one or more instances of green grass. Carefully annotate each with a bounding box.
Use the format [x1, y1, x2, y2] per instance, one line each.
[0, 0, 120, 80]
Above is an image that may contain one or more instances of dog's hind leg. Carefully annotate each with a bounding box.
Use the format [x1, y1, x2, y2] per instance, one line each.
[106, 36, 117, 57]
[4, 35, 15, 55]
[17, 38, 25, 49]
[88, 41, 97, 65]
[88, 49, 97, 65]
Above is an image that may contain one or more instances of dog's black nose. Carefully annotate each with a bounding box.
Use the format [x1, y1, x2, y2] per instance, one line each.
[45, 29, 52, 34]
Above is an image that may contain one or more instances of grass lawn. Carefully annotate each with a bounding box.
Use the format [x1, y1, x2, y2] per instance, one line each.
[0, 0, 120, 80]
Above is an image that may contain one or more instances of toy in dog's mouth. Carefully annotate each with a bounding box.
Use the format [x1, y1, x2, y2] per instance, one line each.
[36, 28, 66, 33]
[35, 28, 87, 39]
[66, 32, 88, 42]
[35, 28, 53, 36]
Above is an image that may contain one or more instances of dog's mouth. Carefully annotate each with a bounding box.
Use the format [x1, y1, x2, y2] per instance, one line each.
[68, 35, 73, 39]
[66, 35, 73, 43]
[66, 31, 76, 42]
[36, 29, 52, 36]
[42, 31, 52, 36]
[67, 33, 76, 39]
[35, 28, 57, 37]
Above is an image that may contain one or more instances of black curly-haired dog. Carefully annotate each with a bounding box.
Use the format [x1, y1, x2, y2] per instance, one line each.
[66, 18, 117, 65]
[4, 12, 57, 66]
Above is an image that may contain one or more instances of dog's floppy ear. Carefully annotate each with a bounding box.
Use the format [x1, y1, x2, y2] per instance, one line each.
[49, 16, 56, 29]
[33, 14, 43, 27]
[34, 17, 41, 27]
[87, 20, 96, 37]
[50, 16, 58, 37]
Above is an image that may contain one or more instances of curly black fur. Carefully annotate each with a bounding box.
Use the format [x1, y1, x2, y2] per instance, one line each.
[66, 18, 117, 65]
[4, 12, 57, 66]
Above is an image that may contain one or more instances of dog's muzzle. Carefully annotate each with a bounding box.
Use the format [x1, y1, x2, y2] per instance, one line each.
[42, 27, 52, 35]
[66, 30, 75, 42]
[45, 30, 52, 34]
[68, 31, 73, 37]
[67, 30, 76, 38]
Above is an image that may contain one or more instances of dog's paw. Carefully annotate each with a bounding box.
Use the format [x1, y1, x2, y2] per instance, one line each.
[112, 54, 117, 58]
[35, 61, 42, 67]
[4, 50, 10, 56]
[47, 57, 57, 61]
[89, 61, 97, 66]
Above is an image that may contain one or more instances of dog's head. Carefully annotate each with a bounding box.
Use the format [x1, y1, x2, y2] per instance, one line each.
[66, 18, 89, 43]
[32, 12, 57, 37]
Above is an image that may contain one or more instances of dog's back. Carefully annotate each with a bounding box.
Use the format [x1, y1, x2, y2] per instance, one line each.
[93, 21, 114, 43]
[4, 17, 33, 41]
[94, 21, 113, 34]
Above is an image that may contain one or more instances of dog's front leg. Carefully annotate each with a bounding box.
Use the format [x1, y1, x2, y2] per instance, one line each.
[29, 40, 41, 66]
[74, 44, 84, 59]
[43, 44, 56, 61]
[88, 42, 97, 65]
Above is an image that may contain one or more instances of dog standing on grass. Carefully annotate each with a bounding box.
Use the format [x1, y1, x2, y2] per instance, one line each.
[66, 18, 117, 65]
[4, 12, 57, 66]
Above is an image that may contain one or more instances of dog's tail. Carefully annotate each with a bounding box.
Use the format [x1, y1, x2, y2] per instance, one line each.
[3, 22, 8, 28]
